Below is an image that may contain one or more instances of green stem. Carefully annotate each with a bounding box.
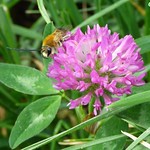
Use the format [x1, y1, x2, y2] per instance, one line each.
[37, 0, 51, 24]
[61, 91, 70, 102]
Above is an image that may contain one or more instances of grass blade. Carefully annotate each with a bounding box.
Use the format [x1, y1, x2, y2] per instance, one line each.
[72, 0, 129, 32]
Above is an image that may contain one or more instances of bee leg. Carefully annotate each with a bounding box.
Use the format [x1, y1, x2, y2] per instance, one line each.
[58, 41, 62, 46]
[63, 34, 71, 41]
[51, 47, 56, 54]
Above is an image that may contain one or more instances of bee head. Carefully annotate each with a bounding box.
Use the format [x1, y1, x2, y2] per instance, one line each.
[41, 46, 52, 58]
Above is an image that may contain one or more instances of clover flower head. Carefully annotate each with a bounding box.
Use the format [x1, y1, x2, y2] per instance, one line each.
[47, 24, 145, 115]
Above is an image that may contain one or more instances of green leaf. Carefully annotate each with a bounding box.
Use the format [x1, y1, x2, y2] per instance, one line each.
[135, 35, 150, 54]
[42, 22, 55, 39]
[22, 90, 150, 150]
[119, 102, 150, 129]
[9, 95, 61, 149]
[91, 116, 128, 150]
[132, 83, 150, 94]
[0, 63, 58, 95]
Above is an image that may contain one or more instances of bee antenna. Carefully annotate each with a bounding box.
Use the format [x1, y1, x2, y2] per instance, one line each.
[6, 47, 39, 52]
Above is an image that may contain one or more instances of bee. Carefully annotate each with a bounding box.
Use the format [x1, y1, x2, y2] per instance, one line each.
[6, 28, 70, 58]
[41, 28, 70, 58]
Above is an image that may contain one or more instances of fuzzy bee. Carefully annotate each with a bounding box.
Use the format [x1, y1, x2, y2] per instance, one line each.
[41, 28, 70, 58]
[7, 28, 70, 58]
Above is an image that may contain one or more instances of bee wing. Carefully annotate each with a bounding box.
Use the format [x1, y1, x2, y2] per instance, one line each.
[57, 25, 72, 32]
